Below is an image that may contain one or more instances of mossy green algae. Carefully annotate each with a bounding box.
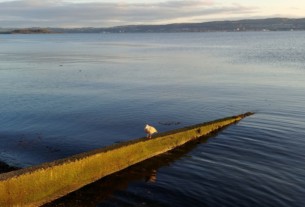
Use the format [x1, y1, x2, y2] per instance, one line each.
[0, 112, 253, 207]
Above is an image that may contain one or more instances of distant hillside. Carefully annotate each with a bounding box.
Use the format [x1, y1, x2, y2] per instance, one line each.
[51, 18, 305, 33]
[99, 18, 305, 33]
[1, 18, 305, 34]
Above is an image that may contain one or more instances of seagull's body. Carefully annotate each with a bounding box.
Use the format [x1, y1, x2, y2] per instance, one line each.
[144, 124, 158, 138]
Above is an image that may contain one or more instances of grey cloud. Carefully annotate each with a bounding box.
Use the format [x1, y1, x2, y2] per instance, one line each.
[0, 0, 258, 28]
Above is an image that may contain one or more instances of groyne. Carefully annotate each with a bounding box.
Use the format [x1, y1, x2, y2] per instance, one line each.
[0, 112, 253, 206]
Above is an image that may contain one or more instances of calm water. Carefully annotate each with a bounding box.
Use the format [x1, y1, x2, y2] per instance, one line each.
[1, 32, 305, 206]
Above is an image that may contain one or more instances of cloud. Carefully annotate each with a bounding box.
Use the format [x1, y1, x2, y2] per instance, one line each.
[0, 0, 258, 28]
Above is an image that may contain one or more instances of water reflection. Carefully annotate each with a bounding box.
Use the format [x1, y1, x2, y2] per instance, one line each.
[43, 133, 215, 207]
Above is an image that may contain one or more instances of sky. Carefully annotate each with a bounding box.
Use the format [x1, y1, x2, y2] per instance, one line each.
[0, 0, 304, 28]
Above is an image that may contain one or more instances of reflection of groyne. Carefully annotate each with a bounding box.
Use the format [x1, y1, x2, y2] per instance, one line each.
[0, 112, 253, 207]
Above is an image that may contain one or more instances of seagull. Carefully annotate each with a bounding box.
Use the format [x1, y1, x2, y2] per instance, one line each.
[144, 124, 158, 139]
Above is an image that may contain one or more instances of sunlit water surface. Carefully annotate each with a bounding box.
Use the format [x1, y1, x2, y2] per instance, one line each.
[1, 32, 305, 206]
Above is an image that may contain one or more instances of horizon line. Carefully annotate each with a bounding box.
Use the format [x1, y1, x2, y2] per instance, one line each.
[1, 16, 305, 30]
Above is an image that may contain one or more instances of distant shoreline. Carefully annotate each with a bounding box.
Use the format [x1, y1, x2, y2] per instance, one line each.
[1, 17, 305, 34]
[0, 28, 54, 34]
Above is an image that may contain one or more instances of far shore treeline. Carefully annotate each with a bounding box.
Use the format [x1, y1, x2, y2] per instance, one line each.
[1, 18, 305, 34]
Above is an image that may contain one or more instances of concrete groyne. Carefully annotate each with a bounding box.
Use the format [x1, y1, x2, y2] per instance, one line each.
[0, 112, 253, 206]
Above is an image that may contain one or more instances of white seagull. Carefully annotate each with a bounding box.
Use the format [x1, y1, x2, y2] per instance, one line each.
[144, 124, 158, 139]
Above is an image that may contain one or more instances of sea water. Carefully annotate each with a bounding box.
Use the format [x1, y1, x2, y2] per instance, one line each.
[0, 32, 304, 206]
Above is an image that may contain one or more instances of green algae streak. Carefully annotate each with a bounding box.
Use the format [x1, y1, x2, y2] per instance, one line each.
[0, 112, 253, 207]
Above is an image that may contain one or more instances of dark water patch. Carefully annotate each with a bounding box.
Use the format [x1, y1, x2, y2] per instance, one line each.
[0, 161, 20, 174]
